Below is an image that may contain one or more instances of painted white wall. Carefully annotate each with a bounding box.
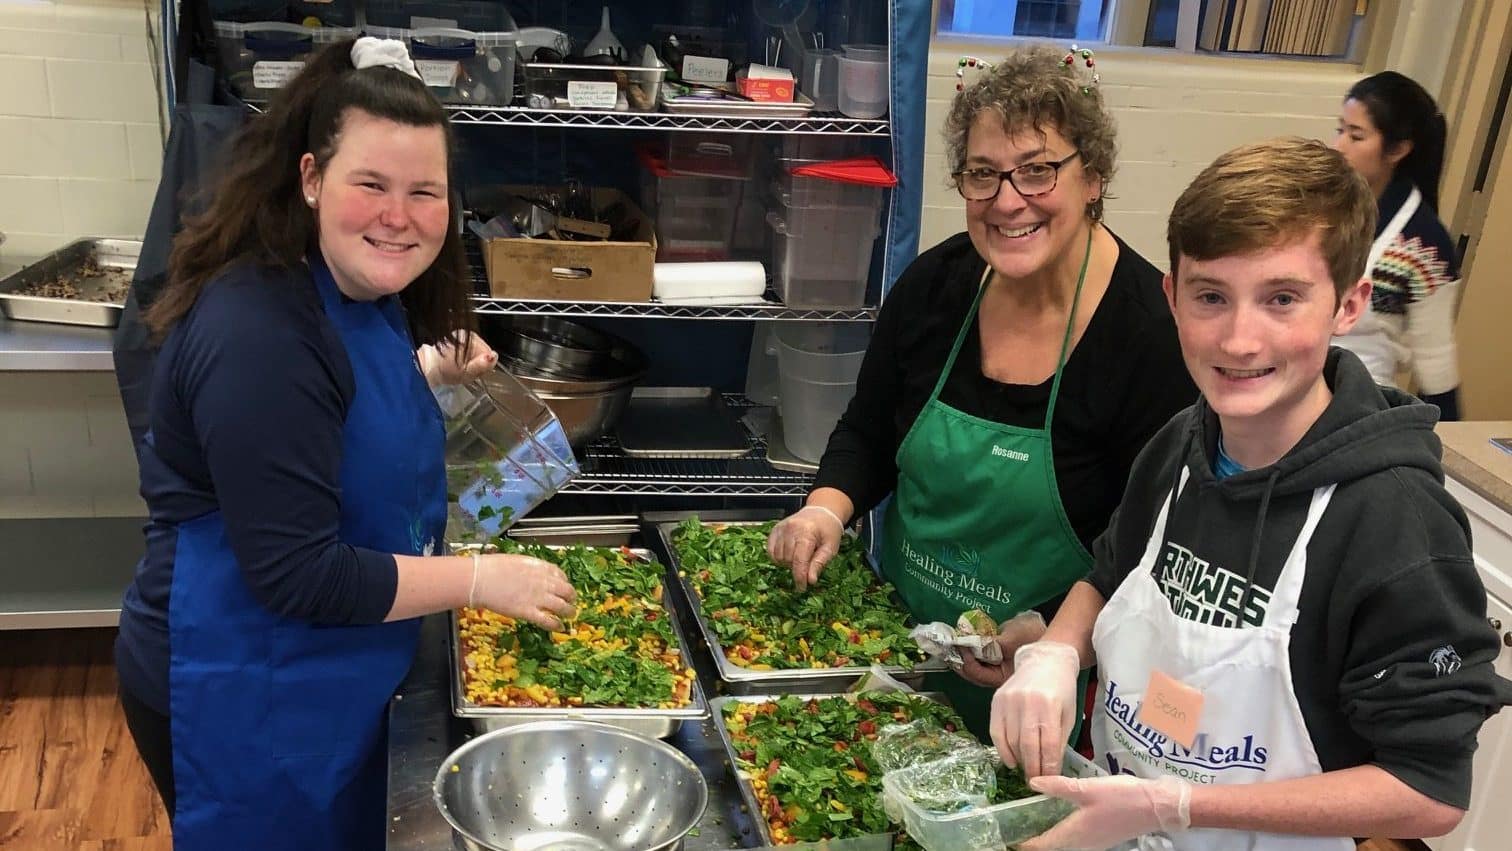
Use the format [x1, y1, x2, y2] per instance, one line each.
[917, 44, 1364, 269]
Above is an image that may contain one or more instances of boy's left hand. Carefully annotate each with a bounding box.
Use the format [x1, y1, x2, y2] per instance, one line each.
[418, 332, 498, 387]
[1015, 774, 1191, 850]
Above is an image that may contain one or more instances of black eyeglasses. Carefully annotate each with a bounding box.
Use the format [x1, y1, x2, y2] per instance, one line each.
[952, 151, 1081, 201]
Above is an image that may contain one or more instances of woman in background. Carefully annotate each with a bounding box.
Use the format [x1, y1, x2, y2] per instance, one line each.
[1331, 70, 1463, 419]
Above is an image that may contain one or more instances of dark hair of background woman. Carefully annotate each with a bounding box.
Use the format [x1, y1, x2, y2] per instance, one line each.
[145, 39, 474, 346]
[1346, 70, 1448, 212]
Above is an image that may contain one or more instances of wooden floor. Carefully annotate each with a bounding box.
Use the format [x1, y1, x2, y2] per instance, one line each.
[0, 629, 1429, 851]
[0, 628, 170, 850]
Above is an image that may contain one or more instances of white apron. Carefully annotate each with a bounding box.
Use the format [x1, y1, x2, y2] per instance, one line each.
[1335, 186, 1420, 386]
[1089, 468, 1353, 851]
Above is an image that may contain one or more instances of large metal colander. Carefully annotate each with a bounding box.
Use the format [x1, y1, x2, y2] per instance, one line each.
[433, 720, 708, 851]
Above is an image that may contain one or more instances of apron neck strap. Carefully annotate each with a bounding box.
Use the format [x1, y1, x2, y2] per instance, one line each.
[928, 227, 1096, 431]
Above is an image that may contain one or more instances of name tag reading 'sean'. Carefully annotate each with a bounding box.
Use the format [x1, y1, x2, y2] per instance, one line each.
[1136, 669, 1204, 750]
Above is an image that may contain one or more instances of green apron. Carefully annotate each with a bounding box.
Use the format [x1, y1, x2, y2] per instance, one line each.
[882, 232, 1094, 740]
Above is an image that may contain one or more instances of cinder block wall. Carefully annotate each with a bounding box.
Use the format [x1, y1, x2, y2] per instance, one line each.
[0, 0, 161, 520]
[917, 49, 1361, 267]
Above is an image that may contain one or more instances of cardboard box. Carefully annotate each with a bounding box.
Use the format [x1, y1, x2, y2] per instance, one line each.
[480, 186, 657, 302]
[735, 63, 794, 102]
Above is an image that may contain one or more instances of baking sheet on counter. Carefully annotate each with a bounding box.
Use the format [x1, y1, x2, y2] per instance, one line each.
[653, 518, 946, 695]
[449, 545, 709, 738]
[0, 239, 139, 328]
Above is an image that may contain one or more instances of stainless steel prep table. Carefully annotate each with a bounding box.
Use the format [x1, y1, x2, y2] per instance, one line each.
[386, 613, 761, 850]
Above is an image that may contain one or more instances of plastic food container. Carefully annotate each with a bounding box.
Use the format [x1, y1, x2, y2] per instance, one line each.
[773, 323, 870, 462]
[775, 161, 886, 210]
[767, 194, 881, 310]
[366, 25, 518, 106]
[639, 147, 747, 261]
[836, 53, 888, 118]
[364, 0, 516, 31]
[881, 747, 1108, 851]
[665, 133, 754, 178]
[433, 364, 578, 539]
[522, 62, 666, 112]
[214, 21, 355, 98]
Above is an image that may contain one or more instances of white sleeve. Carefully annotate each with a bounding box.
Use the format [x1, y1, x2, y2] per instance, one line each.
[1405, 278, 1460, 395]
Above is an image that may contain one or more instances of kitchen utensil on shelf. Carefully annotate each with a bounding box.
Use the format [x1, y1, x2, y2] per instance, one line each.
[583, 6, 625, 60]
[493, 315, 614, 379]
[433, 720, 707, 851]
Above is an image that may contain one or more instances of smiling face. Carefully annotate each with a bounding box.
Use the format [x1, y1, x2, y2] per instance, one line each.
[962, 115, 1099, 284]
[1331, 98, 1407, 197]
[299, 109, 451, 301]
[1164, 230, 1370, 451]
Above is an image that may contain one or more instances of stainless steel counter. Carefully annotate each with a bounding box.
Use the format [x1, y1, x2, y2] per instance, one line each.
[386, 613, 760, 850]
[0, 312, 116, 370]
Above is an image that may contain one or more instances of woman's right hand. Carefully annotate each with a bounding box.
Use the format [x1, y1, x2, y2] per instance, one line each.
[473, 553, 577, 631]
[766, 505, 846, 591]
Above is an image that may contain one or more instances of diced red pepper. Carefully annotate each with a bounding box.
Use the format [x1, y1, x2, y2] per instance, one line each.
[766, 758, 781, 780]
[858, 720, 877, 736]
[740, 749, 756, 761]
[856, 699, 878, 714]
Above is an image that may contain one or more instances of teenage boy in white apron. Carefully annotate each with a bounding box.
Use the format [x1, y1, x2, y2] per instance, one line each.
[988, 137, 1512, 851]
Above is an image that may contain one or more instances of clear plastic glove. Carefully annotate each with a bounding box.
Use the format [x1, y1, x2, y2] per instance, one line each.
[418, 331, 497, 388]
[472, 553, 577, 632]
[989, 640, 1080, 777]
[765, 505, 845, 591]
[957, 610, 1048, 687]
[1015, 774, 1191, 851]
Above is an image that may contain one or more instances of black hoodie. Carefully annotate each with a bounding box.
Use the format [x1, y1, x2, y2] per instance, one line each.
[1088, 348, 1512, 808]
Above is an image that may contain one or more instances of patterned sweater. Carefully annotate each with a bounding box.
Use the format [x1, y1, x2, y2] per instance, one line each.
[1335, 176, 1461, 415]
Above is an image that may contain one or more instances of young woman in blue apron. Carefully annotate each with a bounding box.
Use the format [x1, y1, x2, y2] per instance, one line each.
[767, 46, 1197, 738]
[114, 39, 576, 849]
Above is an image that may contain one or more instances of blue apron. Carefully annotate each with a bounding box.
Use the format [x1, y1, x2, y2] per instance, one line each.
[167, 252, 446, 849]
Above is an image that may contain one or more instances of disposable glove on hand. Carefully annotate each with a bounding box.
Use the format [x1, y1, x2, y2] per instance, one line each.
[989, 640, 1080, 777]
[418, 331, 497, 387]
[1015, 774, 1191, 851]
[473, 553, 577, 632]
[957, 610, 1048, 687]
[765, 505, 844, 591]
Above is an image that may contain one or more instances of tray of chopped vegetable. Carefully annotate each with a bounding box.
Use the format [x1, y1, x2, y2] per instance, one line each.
[656, 518, 946, 694]
[712, 692, 1095, 849]
[450, 541, 707, 738]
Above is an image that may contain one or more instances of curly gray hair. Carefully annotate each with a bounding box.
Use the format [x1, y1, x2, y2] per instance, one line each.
[944, 44, 1118, 221]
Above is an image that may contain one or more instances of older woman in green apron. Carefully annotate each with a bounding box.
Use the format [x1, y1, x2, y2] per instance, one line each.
[767, 45, 1197, 739]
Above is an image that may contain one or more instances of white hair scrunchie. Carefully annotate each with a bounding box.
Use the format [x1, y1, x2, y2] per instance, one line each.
[350, 36, 421, 81]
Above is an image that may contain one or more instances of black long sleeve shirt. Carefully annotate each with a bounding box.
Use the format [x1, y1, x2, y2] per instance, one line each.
[812, 231, 1198, 553]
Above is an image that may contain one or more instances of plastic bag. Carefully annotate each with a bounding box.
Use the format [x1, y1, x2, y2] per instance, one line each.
[874, 719, 1001, 850]
[909, 609, 1004, 667]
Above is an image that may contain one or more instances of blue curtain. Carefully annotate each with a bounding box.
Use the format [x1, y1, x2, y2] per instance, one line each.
[883, 0, 930, 297]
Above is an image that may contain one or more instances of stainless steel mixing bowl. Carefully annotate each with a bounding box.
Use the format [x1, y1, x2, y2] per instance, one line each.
[433, 720, 708, 851]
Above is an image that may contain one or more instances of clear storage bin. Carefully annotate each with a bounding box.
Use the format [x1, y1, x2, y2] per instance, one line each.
[214, 21, 355, 98]
[640, 148, 747, 261]
[768, 198, 881, 309]
[774, 167, 886, 215]
[774, 323, 869, 463]
[666, 133, 754, 178]
[364, 0, 515, 31]
[523, 62, 666, 112]
[434, 365, 579, 539]
[881, 747, 1106, 851]
[366, 25, 518, 106]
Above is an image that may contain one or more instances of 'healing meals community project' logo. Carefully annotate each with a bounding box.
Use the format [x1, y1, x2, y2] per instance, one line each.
[1102, 679, 1269, 785]
[898, 537, 1013, 610]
